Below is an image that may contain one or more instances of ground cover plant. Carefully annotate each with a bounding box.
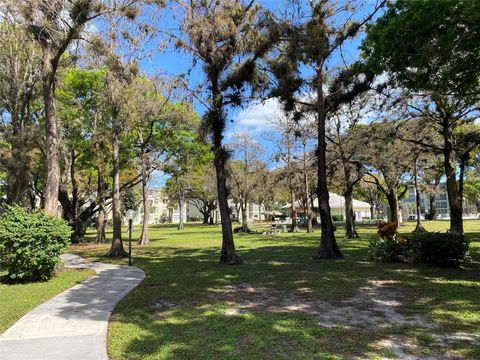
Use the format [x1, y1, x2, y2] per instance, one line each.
[72, 221, 480, 360]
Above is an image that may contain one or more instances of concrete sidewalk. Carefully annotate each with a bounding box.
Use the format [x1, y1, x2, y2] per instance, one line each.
[0, 253, 145, 360]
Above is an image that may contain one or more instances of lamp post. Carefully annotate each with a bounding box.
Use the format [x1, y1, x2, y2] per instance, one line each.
[125, 209, 136, 266]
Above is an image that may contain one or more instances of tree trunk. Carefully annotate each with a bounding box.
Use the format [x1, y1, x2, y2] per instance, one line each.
[138, 152, 150, 244]
[6, 113, 29, 205]
[442, 117, 463, 234]
[96, 203, 106, 243]
[413, 161, 426, 233]
[303, 144, 313, 233]
[370, 205, 375, 219]
[344, 190, 359, 239]
[214, 146, 241, 264]
[42, 48, 60, 217]
[238, 199, 251, 233]
[106, 126, 127, 257]
[386, 189, 400, 227]
[96, 165, 107, 243]
[313, 68, 342, 259]
[202, 209, 210, 224]
[209, 209, 215, 225]
[177, 195, 185, 230]
[429, 195, 437, 220]
[210, 78, 241, 264]
[289, 190, 300, 232]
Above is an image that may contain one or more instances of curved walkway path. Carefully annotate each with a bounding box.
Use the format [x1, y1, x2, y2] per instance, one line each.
[0, 253, 145, 360]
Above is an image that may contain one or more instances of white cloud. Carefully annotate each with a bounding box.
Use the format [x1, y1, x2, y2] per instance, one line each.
[233, 98, 282, 133]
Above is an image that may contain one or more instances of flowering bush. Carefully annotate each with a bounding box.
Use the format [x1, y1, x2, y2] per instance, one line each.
[369, 221, 469, 267]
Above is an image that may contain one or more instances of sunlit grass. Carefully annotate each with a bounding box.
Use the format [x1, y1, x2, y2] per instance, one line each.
[71, 220, 480, 359]
[0, 268, 94, 334]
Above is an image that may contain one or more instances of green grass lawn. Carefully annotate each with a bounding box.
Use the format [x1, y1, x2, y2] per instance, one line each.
[71, 221, 480, 360]
[0, 268, 94, 334]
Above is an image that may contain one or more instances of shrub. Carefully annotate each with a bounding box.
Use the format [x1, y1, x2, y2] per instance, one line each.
[377, 221, 397, 240]
[407, 232, 469, 267]
[368, 236, 404, 263]
[332, 215, 344, 221]
[0, 205, 71, 282]
[368, 222, 403, 262]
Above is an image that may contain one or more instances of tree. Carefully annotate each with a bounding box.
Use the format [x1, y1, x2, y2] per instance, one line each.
[464, 159, 480, 213]
[358, 122, 414, 226]
[186, 164, 218, 224]
[328, 97, 370, 238]
[165, 129, 212, 230]
[267, 112, 301, 232]
[177, 0, 276, 264]
[90, 0, 155, 257]
[354, 177, 384, 220]
[362, 0, 480, 234]
[227, 133, 266, 233]
[294, 117, 316, 233]
[269, 0, 385, 258]
[123, 76, 180, 244]
[20, 0, 104, 216]
[57, 67, 106, 243]
[0, 8, 41, 205]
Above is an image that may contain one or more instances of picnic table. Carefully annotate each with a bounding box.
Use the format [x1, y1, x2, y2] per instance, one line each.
[262, 223, 287, 235]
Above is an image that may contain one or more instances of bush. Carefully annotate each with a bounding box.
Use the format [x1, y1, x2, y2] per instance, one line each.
[407, 232, 469, 267]
[368, 221, 404, 262]
[332, 215, 344, 221]
[377, 221, 397, 240]
[0, 205, 71, 282]
[368, 236, 403, 263]
[368, 221, 469, 267]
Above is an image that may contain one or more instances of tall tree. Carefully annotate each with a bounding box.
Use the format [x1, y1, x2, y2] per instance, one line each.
[269, 0, 385, 258]
[165, 129, 212, 230]
[177, 0, 276, 264]
[21, 0, 103, 216]
[358, 122, 414, 226]
[328, 98, 369, 238]
[362, 0, 480, 234]
[0, 8, 41, 205]
[227, 133, 266, 233]
[267, 112, 302, 232]
[186, 164, 218, 224]
[57, 67, 105, 242]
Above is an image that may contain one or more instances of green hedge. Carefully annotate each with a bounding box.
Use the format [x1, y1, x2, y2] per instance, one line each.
[407, 232, 469, 267]
[0, 206, 71, 282]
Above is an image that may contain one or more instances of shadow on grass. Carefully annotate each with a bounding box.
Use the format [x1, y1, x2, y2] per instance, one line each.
[71, 224, 480, 359]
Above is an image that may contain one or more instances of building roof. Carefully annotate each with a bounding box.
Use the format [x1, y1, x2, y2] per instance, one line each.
[285, 193, 371, 211]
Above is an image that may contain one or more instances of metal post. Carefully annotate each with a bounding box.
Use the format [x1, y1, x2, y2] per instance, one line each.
[128, 219, 132, 266]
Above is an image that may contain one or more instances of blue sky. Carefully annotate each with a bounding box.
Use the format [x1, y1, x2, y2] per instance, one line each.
[130, 1, 385, 187]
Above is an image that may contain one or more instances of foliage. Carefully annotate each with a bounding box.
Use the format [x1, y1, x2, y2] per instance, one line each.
[332, 215, 344, 222]
[368, 236, 403, 263]
[377, 221, 397, 241]
[368, 221, 403, 262]
[121, 187, 141, 213]
[362, 0, 480, 97]
[407, 232, 469, 267]
[370, 222, 469, 267]
[0, 206, 71, 282]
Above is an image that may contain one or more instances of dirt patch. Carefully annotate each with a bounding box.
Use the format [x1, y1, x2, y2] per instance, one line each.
[208, 280, 479, 359]
[209, 280, 430, 330]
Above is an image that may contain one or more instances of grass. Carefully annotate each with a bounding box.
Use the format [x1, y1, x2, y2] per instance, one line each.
[70, 221, 480, 359]
[0, 267, 94, 334]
